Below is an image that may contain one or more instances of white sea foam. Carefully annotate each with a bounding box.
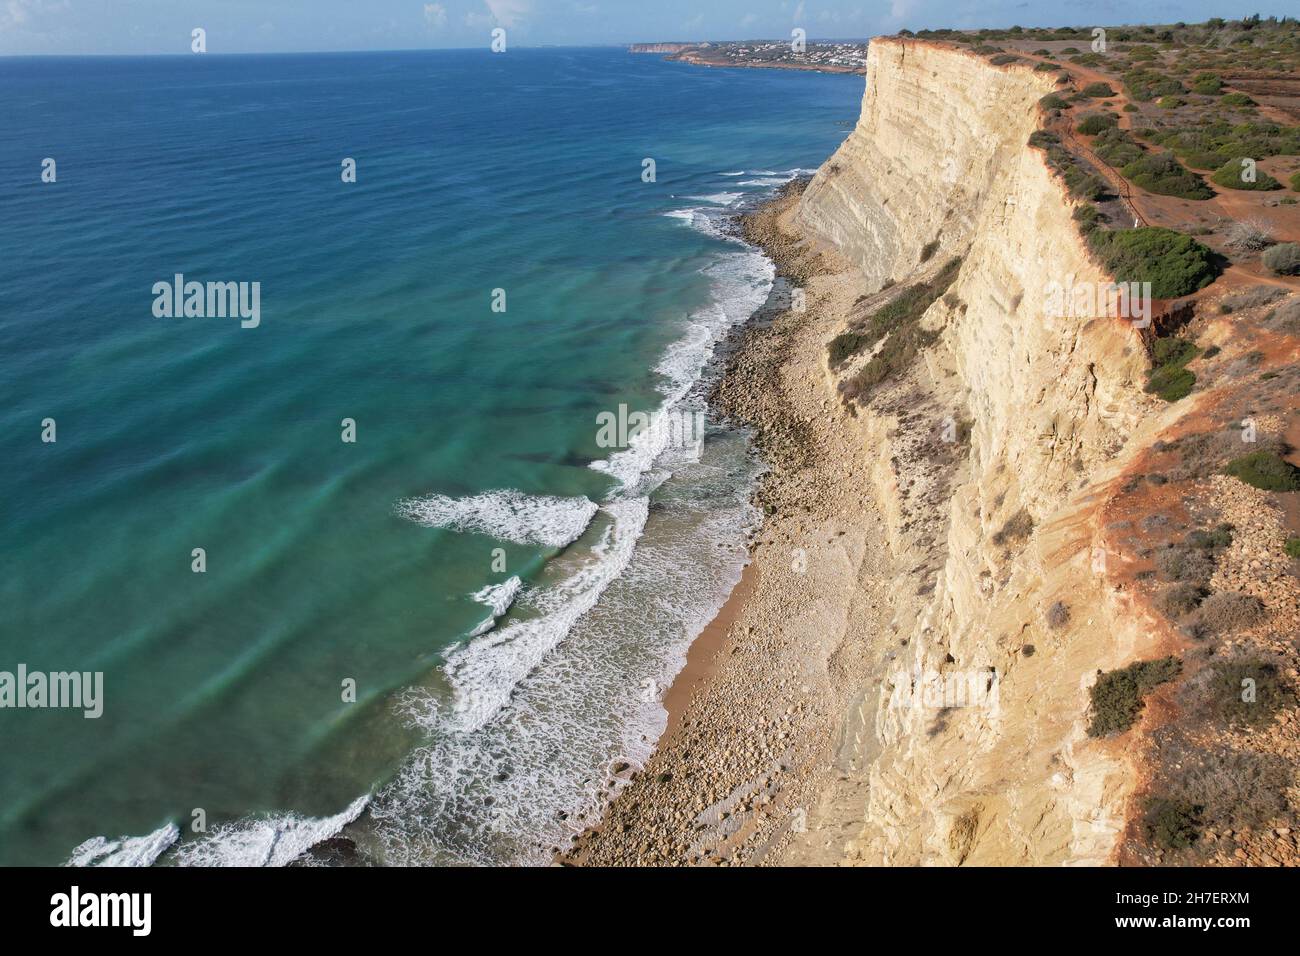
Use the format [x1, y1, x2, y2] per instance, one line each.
[424, 498, 648, 733]
[66, 822, 179, 867]
[683, 191, 743, 206]
[169, 794, 370, 867]
[395, 490, 598, 549]
[592, 218, 773, 492]
[366, 169, 779, 866]
[468, 576, 523, 637]
[720, 170, 745, 176]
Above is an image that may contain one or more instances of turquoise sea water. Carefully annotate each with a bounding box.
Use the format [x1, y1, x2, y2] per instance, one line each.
[0, 48, 860, 865]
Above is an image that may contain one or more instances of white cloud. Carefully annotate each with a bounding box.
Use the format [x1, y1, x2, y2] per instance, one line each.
[484, 0, 531, 28]
[2, 0, 68, 30]
[423, 3, 448, 30]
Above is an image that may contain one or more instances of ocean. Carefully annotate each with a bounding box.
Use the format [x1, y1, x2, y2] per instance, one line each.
[0, 47, 860, 865]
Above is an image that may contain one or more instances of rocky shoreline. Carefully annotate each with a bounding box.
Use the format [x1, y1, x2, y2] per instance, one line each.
[560, 181, 892, 866]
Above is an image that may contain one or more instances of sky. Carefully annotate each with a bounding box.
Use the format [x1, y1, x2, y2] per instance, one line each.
[0, 0, 1292, 56]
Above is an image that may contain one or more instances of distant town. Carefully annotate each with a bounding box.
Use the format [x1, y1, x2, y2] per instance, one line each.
[629, 40, 869, 74]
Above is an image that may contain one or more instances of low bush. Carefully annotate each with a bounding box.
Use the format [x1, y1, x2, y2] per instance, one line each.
[1185, 524, 1233, 551]
[1291, 171, 1300, 191]
[1121, 152, 1214, 199]
[1124, 68, 1184, 102]
[1143, 798, 1203, 850]
[1191, 73, 1223, 95]
[1224, 451, 1300, 491]
[1046, 600, 1071, 629]
[1081, 81, 1116, 97]
[1072, 203, 1103, 235]
[1155, 582, 1206, 618]
[838, 258, 963, 400]
[1077, 112, 1118, 135]
[1087, 227, 1219, 299]
[1286, 536, 1300, 559]
[1210, 158, 1282, 190]
[1191, 656, 1287, 727]
[1038, 93, 1069, 110]
[992, 508, 1035, 547]
[1267, 299, 1300, 335]
[1193, 591, 1267, 636]
[1087, 656, 1181, 737]
[1262, 242, 1300, 275]
[1093, 127, 1145, 167]
[1146, 365, 1195, 400]
[1223, 221, 1272, 254]
[1220, 92, 1255, 107]
[828, 331, 872, 369]
[1220, 285, 1284, 312]
[1144, 334, 1199, 401]
[1154, 543, 1216, 585]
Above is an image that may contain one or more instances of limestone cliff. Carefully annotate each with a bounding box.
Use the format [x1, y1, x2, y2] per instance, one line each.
[793, 38, 1161, 865]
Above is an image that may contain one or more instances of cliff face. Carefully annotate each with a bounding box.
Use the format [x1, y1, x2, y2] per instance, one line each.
[793, 39, 1159, 865]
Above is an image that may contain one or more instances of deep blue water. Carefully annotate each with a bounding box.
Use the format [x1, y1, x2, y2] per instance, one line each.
[0, 47, 860, 865]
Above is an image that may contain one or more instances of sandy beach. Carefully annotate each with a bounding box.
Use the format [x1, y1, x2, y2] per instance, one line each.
[562, 182, 900, 866]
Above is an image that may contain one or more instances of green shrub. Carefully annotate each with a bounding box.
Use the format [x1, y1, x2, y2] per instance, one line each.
[1122, 153, 1214, 199]
[1028, 129, 1059, 149]
[1087, 227, 1219, 299]
[989, 54, 1021, 66]
[838, 259, 962, 398]
[1038, 93, 1069, 110]
[828, 331, 871, 369]
[1146, 364, 1196, 401]
[1087, 657, 1181, 737]
[1219, 92, 1255, 107]
[1081, 81, 1116, 97]
[1156, 582, 1206, 618]
[1292, 171, 1300, 192]
[1072, 203, 1103, 235]
[1143, 798, 1203, 850]
[1195, 657, 1287, 727]
[1286, 536, 1300, 559]
[1210, 158, 1282, 190]
[1191, 73, 1223, 95]
[1124, 68, 1184, 102]
[1034, 62, 1060, 73]
[1224, 451, 1300, 491]
[1186, 525, 1233, 550]
[1157, 95, 1186, 109]
[920, 239, 940, 263]
[1093, 127, 1145, 167]
[1262, 242, 1300, 275]
[1145, 337, 1200, 402]
[1152, 337, 1198, 366]
[1077, 112, 1118, 135]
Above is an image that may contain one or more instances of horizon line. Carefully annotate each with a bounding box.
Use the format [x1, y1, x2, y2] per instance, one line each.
[0, 38, 884, 60]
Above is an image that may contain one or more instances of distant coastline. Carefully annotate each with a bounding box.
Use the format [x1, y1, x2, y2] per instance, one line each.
[630, 40, 868, 75]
